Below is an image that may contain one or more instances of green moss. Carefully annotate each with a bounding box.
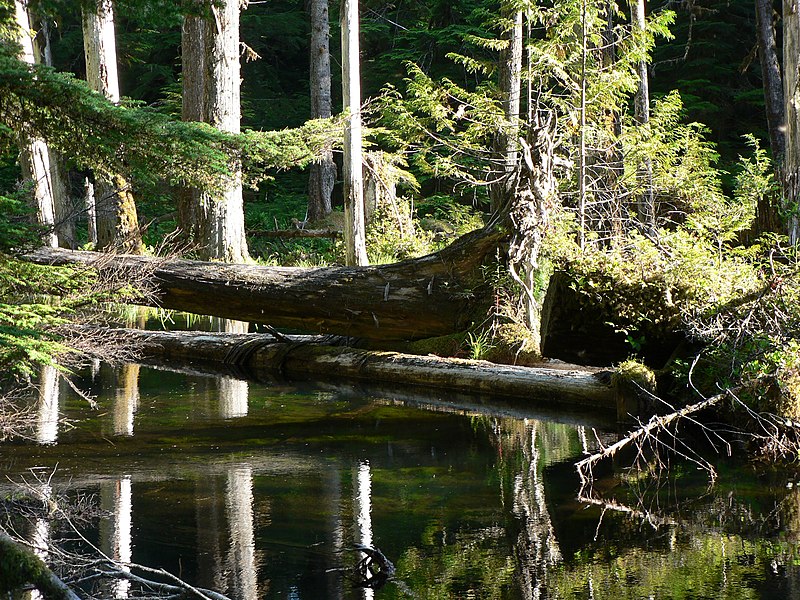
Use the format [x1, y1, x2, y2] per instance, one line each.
[404, 333, 467, 357]
[485, 322, 542, 366]
[0, 535, 67, 598]
[613, 359, 657, 394]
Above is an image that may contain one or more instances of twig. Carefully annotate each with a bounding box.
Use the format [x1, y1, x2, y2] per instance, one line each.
[576, 389, 734, 485]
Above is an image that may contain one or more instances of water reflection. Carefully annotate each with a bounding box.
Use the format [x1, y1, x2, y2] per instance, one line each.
[510, 421, 561, 599]
[354, 461, 374, 600]
[100, 476, 133, 598]
[25, 481, 53, 600]
[6, 364, 800, 599]
[36, 365, 59, 444]
[113, 364, 140, 436]
[219, 376, 249, 419]
[225, 465, 259, 600]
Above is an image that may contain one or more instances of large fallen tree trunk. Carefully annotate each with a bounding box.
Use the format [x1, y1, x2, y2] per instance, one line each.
[26, 227, 504, 340]
[92, 327, 615, 410]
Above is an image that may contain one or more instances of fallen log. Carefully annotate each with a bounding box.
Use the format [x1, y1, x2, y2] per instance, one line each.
[89, 327, 615, 411]
[249, 228, 341, 239]
[26, 227, 504, 341]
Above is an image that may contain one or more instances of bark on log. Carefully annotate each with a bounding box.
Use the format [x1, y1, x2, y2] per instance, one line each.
[88, 327, 615, 410]
[26, 227, 504, 340]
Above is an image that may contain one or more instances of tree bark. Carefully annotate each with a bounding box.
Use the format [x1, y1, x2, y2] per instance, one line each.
[34, 17, 75, 249]
[15, 0, 58, 249]
[755, 0, 784, 233]
[633, 0, 656, 233]
[308, 0, 336, 222]
[179, 0, 250, 262]
[82, 0, 143, 254]
[87, 327, 615, 410]
[784, 0, 800, 243]
[756, 0, 786, 162]
[26, 227, 504, 340]
[341, 0, 369, 265]
[490, 1, 523, 215]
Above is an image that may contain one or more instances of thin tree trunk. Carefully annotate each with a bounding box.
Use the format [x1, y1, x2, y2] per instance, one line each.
[341, 0, 368, 266]
[308, 0, 336, 222]
[179, 0, 250, 263]
[633, 0, 656, 234]
[82, 0, 143, 254]
[754, 0, 784, 234]
[35, 18, 75, 249]
[178, 10, 205, 243]
[578, 0, 588, 250]
[756, 0, 786, 161]
[490, 2, 523, 214]
[783, 0, 800, 243]
[15, 0, 58, 248]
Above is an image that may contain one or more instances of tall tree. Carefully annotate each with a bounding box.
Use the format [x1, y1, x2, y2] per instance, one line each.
[82, 0, 143, 254]
[754, 0, 783, 233]
[633, 0, 655, 233]
[784, 0, 800, 243]
[180, 0, 250, 263]
[489, 0, 523, 215]
[14, 0, 59, 248]
[307, 0, 336, 223]
[341, 0, 368, 266]
[35, 17, 75, 249]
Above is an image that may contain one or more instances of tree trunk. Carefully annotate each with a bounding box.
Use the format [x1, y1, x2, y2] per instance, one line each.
[34, 17, 75, 249]
[756, 0, 786, 161]
[341, 0, 369, 266]
[15, 0, 58, 248]
[308, 0, 336, 222]
[490, 1, 523, 214]
[784, 0, 800, 243]
[755, 0, 784, 233]
[86, 327, 615, 410]
[26, 227, 504, 340]
[633, 0, 656, 234]
[82, 0, 143, 254]
[179, 0, 250, 262]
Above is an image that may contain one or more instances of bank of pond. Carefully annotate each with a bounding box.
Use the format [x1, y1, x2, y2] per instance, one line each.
[1, 361, 799, 599]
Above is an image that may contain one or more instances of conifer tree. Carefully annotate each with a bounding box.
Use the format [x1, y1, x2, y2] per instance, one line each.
[83, 0, 142, 254]
[14, 0, 59, 249]
[784, 0, 800, 243]
[307, 0, 335, 223]
[82, 0, 143, 254]
[341, 0, 368, 266]
[180, 0, 250, 262]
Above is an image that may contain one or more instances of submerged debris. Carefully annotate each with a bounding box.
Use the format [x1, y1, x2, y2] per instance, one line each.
[354, 544, 396, 590]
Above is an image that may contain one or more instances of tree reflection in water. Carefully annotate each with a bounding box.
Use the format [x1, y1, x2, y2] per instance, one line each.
[5, 365, 800, 598]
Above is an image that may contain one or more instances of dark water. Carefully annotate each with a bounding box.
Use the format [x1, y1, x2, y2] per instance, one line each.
[3, 362, 800, 599]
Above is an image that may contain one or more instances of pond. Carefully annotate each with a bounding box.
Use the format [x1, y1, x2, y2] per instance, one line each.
[2, 362, 800, 599]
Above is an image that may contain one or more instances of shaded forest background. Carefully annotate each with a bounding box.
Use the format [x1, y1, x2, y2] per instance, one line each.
[3, 0, 775, 225]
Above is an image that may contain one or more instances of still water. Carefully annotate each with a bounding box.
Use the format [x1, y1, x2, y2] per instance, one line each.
[3, 362, 800, 599]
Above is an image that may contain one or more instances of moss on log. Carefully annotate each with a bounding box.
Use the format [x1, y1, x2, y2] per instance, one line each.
[0, 532, 81, 600]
